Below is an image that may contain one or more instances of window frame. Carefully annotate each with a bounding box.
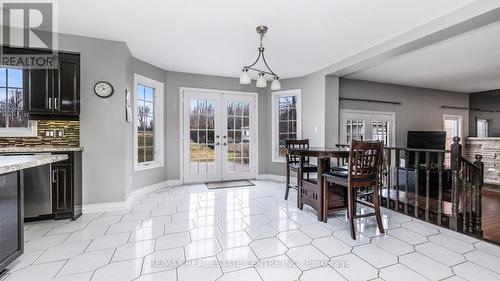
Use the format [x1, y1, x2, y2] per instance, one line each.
[271, 89, 302, 163]
[476, 118, 489, 138]
[0, 67, 37, 137]
[340, 109, 395, 146]
[443, 114, 463, 146]
[133, 74, 164, 172]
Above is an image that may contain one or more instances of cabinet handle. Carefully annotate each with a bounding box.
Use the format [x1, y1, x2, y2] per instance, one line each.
[54, 98, 59, 110]
[49, 98, 53, 109]
[52, 169, 57, 183]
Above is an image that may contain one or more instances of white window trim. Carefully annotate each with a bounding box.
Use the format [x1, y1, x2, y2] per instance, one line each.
[339, 109, 396, 146]
[271, 89, 302, 163]
[443, 114, 463, 142]
[477, 119, 489, 138]
[133, 74, 164, 172]
[0, 120, 37, 137]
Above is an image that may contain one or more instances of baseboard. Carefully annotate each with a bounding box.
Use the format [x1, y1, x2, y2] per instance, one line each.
[82, 201, 128, 214]
[256, 174, 286, 182]
[82, 179, 182, 214]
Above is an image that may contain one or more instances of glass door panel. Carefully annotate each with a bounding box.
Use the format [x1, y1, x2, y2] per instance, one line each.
[184, 92, 221, 183]
[222, 95, 255, 180]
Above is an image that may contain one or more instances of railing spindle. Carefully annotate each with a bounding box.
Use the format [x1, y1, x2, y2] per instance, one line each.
[425, 152, 430, 222]
[437, 152, 443, 226]
[414, 152, 419, 218]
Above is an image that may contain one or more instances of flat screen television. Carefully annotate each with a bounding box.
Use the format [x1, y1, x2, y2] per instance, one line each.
[407, 131, 446, 150]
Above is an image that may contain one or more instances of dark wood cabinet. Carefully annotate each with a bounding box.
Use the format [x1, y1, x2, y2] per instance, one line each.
[52, 152, 82, 220]
[55, 53, 80, 115]
[23, 68, 53, 114]
[23, 51, 80, 119]
[52, 161, 72, 215]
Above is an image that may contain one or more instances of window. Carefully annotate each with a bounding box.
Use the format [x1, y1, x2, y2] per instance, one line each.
[272, 89, 301, 162]
[477, 119, 489, 138]
[134, 74, 164, 171]
[0, 67, 37, 137]
[443, 115, 462, 149]
[340, 110, 394, 146]
[443, 114, 463, 165]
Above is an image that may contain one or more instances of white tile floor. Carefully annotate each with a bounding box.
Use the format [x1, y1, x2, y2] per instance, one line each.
[3, 180, 500, 281]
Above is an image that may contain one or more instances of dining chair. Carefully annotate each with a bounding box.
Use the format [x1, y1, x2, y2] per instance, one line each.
[323, 140, 385, 239]
[284, 139, 317, 200]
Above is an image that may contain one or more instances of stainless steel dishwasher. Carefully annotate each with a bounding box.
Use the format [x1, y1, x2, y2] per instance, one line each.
[4, 153, 53, 219]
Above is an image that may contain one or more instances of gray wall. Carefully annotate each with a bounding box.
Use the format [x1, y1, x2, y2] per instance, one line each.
[58, 34, 131, 204]
[469, 90, 500, 137]
[339, 79, 469, 146]
[265, 71, 332, 176]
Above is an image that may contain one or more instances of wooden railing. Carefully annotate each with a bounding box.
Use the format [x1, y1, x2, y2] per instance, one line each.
[334, 137, 484, 238]
[450, 137, 484, 237]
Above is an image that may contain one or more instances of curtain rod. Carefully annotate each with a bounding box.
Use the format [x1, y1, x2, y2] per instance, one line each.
[441, 105, 498, 113]
[340, 97, 402, 105]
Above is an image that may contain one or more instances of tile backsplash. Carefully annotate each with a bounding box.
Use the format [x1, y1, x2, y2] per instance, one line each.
[0, 120, 80, 147]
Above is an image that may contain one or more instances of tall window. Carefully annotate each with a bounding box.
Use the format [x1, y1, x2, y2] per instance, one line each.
[137, 84, 154, 163]
[443, 115, 462, 165]
[477, 119, 489, 138]
[0, 67, 36, 137]
[272, 89, 301, 162]
[134, 74, 164, 171]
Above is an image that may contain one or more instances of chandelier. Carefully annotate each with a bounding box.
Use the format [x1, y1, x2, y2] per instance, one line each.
[239, 26, 281, 90]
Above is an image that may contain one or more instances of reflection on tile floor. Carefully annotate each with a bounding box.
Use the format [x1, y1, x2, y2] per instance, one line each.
[3, 180, 500, 281]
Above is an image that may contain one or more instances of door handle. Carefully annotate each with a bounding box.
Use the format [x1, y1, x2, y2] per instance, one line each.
[215, 142, 220, 146]
[216, 135, 220, 138]
[54, 98, 59, 110]
[52, 169, 57, 183]
[223, 143, 227, 146]
[223, 136, 227, 139]
[48, 98, 53, 109]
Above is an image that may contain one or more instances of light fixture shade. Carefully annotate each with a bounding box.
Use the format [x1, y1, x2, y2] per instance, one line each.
[271, 77, 281, 91]
[239, 69, 251, 84]
[256, 73, 267, 88]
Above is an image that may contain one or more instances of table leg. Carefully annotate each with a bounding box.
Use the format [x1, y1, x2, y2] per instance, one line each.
[297, 155, 304, 210]
[317, 157, 330, 222]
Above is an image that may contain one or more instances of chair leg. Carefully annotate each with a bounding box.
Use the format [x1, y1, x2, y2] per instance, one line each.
[347, 186, 356, 240]
[373, 185, 385, 234]
[284, 168, 291, 200]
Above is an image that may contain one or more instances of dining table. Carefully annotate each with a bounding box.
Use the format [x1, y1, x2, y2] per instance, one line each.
[287, 146, 350, 222]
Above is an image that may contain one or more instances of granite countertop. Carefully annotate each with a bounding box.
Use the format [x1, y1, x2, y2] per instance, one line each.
[0, 154, 68, 175]
[0, 146, 84, 153]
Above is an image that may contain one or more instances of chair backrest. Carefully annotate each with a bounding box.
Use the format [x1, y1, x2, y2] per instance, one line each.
[285, 139, 310, 164]
[348, 140, 384, 180]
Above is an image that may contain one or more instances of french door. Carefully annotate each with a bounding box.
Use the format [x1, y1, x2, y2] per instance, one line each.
[340, 109, 395, 146]
[182, 89, 257, 183]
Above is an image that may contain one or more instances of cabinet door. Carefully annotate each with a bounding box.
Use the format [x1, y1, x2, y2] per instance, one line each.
[23, 68, 54, 115]
[54, 53, 80, 115]
[52, 164, 73, 215]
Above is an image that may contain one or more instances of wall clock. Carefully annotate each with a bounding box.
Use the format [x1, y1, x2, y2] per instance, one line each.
[94, 81, 114, 98]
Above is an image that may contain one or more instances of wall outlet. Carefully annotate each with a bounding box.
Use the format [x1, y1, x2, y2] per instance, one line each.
[44, 130, 55, 137]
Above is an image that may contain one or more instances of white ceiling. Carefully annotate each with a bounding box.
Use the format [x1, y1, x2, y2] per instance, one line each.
[348, 19, 500, 93]
[55, 0, 473, 79]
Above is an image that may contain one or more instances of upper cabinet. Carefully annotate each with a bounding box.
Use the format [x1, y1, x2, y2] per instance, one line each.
[23, 51, 80, 119]
[55, 53, 80, 116]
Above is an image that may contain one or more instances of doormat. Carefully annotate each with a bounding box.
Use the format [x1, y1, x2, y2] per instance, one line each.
[205, 180, 255, 190]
